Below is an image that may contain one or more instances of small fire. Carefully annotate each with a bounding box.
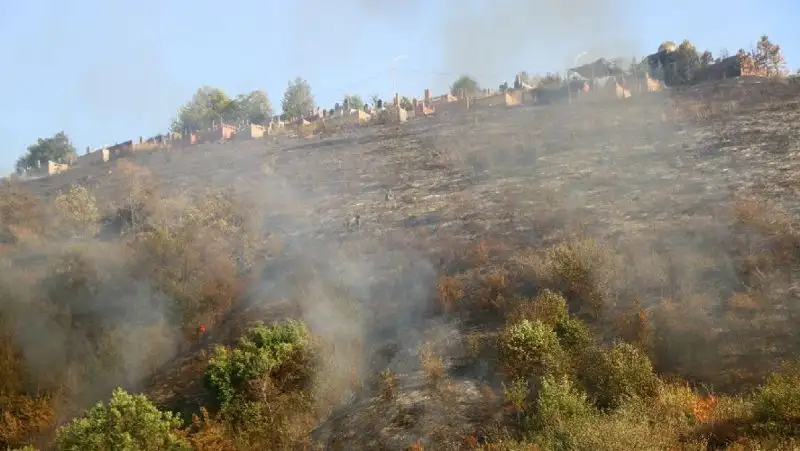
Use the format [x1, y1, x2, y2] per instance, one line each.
[692, 395, 718, 423]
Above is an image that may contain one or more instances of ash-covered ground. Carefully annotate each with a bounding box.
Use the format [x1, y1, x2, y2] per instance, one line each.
[19, 77, 800, 449]
[27, 79, 800, 251]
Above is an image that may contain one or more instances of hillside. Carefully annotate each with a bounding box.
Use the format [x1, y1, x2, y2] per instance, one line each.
[3, 77, 800, 450]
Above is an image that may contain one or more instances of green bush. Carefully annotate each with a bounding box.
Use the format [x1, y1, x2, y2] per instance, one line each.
[579, 342, 661, 410]
[54, 185, 100, 238]
[528, 375, 596, 449]
[537, 238, 620, 321]
[509, 289, 570, 327]
[498, 319, 569, 381]
[752, 362, 800, 435]
[204, 320, 311, 407]
[53, 387, 188, 451]
[527, 376, 683, 450]
[553, 315, 594, 354]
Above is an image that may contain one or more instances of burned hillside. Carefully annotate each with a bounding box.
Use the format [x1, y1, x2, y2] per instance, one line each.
[3, 77, 800, 450]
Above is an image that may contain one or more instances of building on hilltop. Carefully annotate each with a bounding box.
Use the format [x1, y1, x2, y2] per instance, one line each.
[568, 58, 624, 82]
[690, 53, 768, 83]
[646, 47, 767, 86]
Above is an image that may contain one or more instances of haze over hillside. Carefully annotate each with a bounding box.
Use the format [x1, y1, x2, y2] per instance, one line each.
[3, 2, 800, 449]
[3, 71, 800, 449]
[1, 0, 797, 174]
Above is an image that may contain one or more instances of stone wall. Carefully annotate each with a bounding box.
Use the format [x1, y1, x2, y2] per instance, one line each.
[48, 161, 70, 174]
[267, 120, 285, 135]
[470, 93, 506, 108]
[236, 124, 266, 140]
[430, 98, 468, 115]
[76, 148, 110, 166]
[323, 110, 372, 128]
[195, 123, 236, 144]
[377, 106, 407, 124]
[27, 160, 71, 177]
[415, 99, 435, 116]
[626, 72, 663, 94]
[504, 90, 536, 106]
[691, 54, 768, 84]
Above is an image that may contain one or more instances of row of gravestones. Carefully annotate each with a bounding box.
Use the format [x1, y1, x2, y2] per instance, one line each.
[289, 88, 443, 121]
[301, 98, 388, 120]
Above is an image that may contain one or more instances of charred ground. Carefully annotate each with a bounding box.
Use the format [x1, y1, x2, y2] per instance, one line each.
[3, 78, 800, 450]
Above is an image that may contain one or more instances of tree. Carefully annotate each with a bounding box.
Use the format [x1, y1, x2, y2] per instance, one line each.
[15, 131, 76, 172]
[204, 321, 311, 408]
[699, 50, 714, 68]
[281, 77, 315, 120]
[752, 35, 787, 76]
[450, 75, 480, 98]
[55, 185, 101, 238]
[399, 96, 414, 111]
[656, 39, 700, 85]
[539, 72, 562, 86]
[370, 94, 380, 108]
[627, 57, 650, 74]
[497, 319, 568, 381]
[232, 90, 273, 125]
[343, 94, 364, 111]
[515, 71, 532, 88]
[54, 387, 189, 451]
[578, 342, 660, 409]
[674, 40, 700, 84]
[171, 86, 236, 133]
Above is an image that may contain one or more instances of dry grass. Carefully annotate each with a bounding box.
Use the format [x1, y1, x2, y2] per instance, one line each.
[379, 368, 397, 401]
[180, 408, 237, 451]
[437, 275, 465, 313]
[0, 182, 48, 244]
[0, 393, 56, 449]
[419, 342, 444, 383]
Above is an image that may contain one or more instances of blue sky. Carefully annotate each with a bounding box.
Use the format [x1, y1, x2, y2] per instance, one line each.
[0, 0, 797, 175]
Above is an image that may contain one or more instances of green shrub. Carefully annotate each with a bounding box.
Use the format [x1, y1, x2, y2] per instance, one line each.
[498, 319, 568, 381]
[555, 408, 679, 451]
[53, 387, 188, 451]
[204, 320, 311, 407]
[528, 376, 683, 450]
[537, 238, 621, 321]
[54, 185, 100, 237]
[528, 375, 596, 449]
[752, 362, 800, 435]
[554, 315, 594, 354]
[218, 389, 315, 449]
[509, 289, 570, 327]
[579, 342, 660, 410]
[502, 378, 529, 419]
